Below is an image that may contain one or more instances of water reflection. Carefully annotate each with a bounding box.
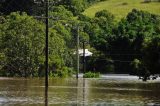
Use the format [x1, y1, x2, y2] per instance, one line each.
[45, 85, 48, 106]
[0, 78, 160, 106]
[76, 78, 87, 106]
[82, 78, 86, 106]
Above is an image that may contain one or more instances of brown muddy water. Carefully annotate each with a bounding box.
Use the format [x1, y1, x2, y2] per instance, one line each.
[0, 77, 160, 106]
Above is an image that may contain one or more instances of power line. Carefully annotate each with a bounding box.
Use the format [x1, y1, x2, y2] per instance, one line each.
[105, 54, 142, 56]
[94, 58, 134, 63]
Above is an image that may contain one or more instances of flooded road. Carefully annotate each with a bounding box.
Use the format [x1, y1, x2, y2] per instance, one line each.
[0, 77, 160, 106]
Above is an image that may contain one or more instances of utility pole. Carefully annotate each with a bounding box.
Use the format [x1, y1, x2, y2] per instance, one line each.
[44, 0, 49, 105]
[45, 0, 49, 89]
[83, 42, 86, 74]
[34, 0, 49, 87]
[33, 0, 50, 105]
[76, 26, 79, 78]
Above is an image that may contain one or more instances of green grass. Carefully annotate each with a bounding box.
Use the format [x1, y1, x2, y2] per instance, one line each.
[83, 0, 160, 21]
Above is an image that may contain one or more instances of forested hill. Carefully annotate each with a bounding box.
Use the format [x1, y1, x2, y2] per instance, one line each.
[83, 0, 160, 21]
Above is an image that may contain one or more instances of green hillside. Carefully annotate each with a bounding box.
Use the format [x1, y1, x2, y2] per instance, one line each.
[83, 0, 160, 21]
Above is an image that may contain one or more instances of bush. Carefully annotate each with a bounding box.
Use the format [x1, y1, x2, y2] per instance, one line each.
[49, 67, 74, 78]
[122, 2, 128, 5]
[130, 59, 141, 75]
[83, 71, 100, 78]
[143, 0, 151, 3]
[130, 59, 151, 81]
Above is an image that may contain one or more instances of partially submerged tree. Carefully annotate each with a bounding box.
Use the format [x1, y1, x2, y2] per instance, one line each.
[0, 12, 45, 77]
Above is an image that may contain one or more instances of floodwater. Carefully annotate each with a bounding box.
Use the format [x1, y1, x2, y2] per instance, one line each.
[0, 76, 160, 106]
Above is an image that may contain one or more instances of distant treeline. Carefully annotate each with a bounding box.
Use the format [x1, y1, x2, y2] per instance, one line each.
[0, 1, 160, 79]
[0, 0, 103, 16]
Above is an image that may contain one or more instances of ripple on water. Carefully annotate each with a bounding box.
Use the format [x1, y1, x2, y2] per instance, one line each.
[0, 78, 160, 106]
[0, 97, 9, 104]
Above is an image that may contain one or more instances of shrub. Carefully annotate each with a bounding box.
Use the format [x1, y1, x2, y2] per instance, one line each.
[49, 67, 74, 78]
[143, 0, 151, 3]
[122, 2, 128, 5]
[83, 71, 100, 78]
[130, 59, 151, 81]
[130, 59, 141, 75]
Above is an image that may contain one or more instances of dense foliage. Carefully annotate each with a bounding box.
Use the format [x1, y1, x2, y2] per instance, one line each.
[0, 1, 159, 79]
[0, 12, 74, 77]
[0, 12, 45, 77]
[83, 71, 100, 78]
[79, 9, 160, 79]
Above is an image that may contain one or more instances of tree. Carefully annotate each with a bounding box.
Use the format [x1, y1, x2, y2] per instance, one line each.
[111, 9, 160, 73]
[48, 5, 76, 70]
[0, 12, 75, 77]
[49, 5, 74, 21]
[0, 12, 45, 77]
[62, 0, 88, 15]
[0, 15, 5, 75]
[87, 10, 115, 52]
[78, 10, 115, 73]
[48, 29, 68, 72]
[142, 37, 160, 75]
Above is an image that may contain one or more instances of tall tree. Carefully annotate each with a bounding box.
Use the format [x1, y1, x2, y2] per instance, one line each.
[113, 9, 160, 73]
[0, 12, 45, 77]
[142, 37, 160, 75]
